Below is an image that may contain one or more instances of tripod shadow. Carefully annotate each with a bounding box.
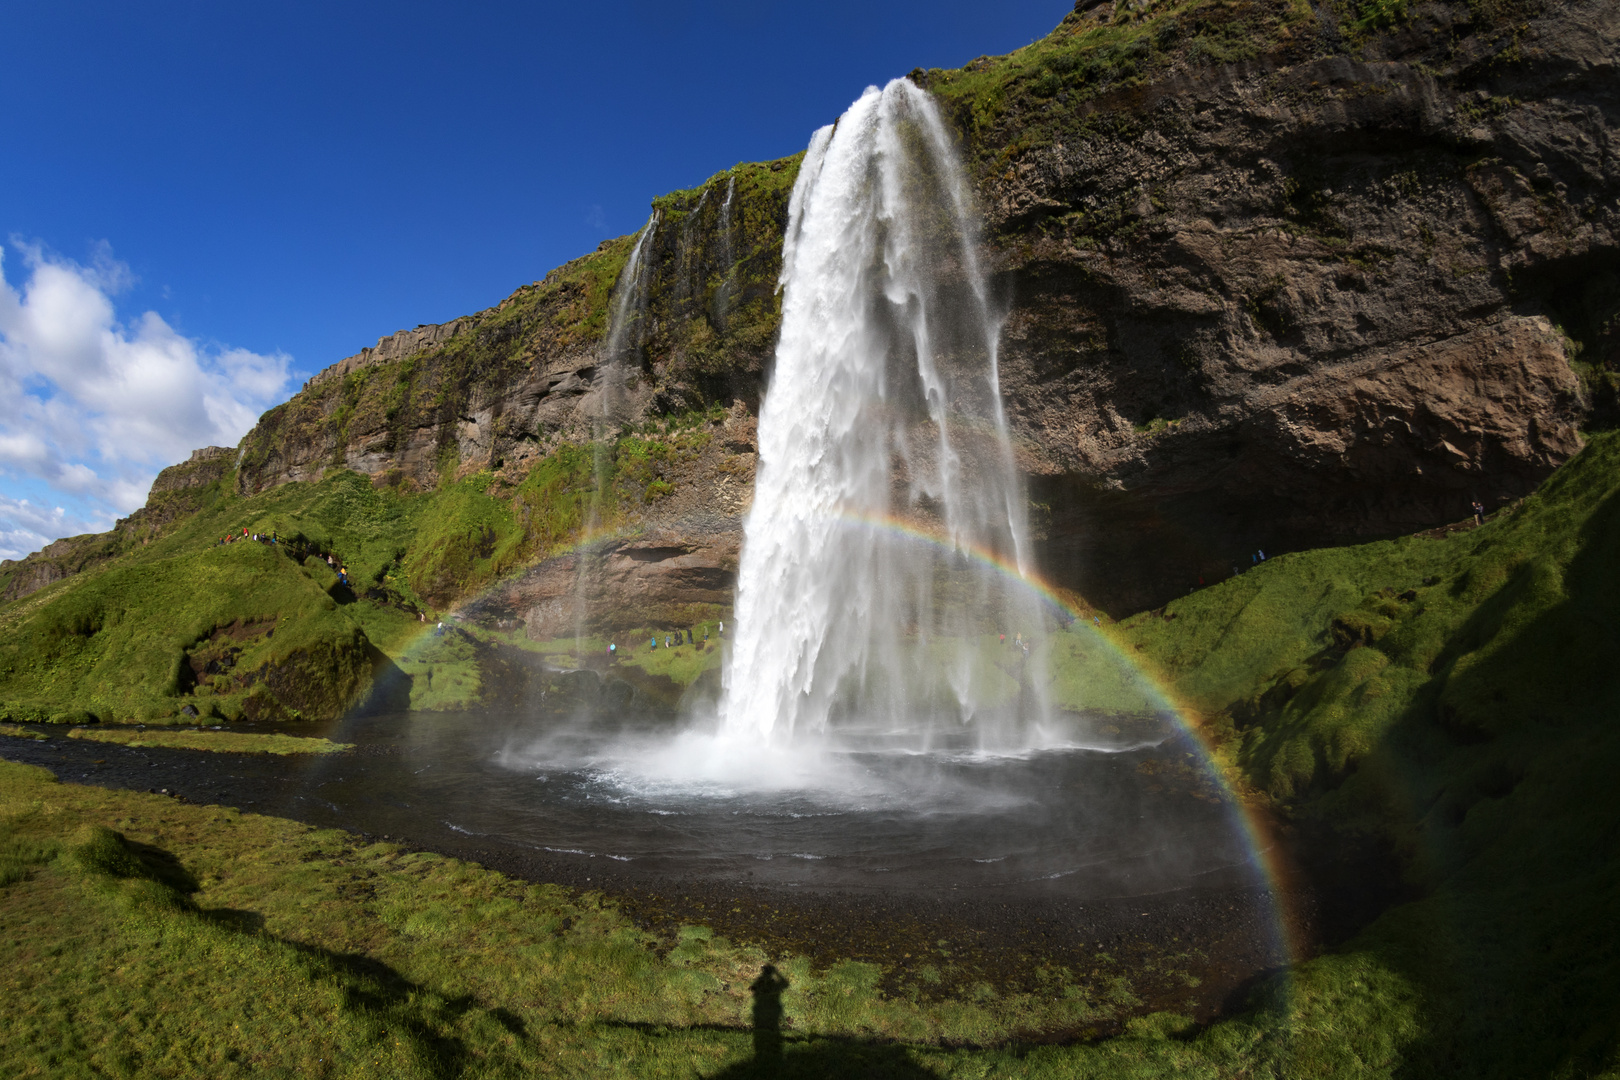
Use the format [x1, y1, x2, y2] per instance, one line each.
[708, 964, 941, 1079]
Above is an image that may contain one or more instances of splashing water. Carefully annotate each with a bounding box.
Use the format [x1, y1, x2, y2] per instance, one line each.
[719, 79, 1050, 748]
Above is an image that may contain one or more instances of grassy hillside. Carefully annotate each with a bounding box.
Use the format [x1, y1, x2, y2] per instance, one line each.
[1105, 429, 1620, 1075]
[0, 419, 731, 724]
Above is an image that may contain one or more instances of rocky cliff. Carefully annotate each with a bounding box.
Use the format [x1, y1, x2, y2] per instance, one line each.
[12, 0, 1616, 620]
[935, 0, 1615, 607]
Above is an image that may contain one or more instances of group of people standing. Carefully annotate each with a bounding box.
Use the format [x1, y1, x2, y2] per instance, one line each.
[321, 552, 350, 588]
[217, 527, 278, 546]
[604, 621, 725, 659]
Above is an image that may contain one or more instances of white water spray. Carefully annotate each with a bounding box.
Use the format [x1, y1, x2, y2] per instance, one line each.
[718, 79, 1050, 747]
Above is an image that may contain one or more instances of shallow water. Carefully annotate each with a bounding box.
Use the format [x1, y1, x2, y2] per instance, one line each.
[261, 706, 1270, 903]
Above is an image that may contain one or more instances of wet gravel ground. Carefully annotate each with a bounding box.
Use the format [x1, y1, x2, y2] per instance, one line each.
[0, 727, 1405, 1029]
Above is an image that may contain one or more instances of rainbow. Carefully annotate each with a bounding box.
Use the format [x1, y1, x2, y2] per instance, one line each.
[835, 511, 1306, 967]
[329, 509, 1306, 972]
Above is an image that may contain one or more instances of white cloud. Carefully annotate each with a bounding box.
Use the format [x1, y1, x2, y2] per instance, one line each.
[0, 494, 105, 563]
[0, 241, 292, 560]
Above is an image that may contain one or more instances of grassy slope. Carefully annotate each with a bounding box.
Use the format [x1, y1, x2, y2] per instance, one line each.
[1109, 430, 1620, 1077]
[0, 416, 741, 723]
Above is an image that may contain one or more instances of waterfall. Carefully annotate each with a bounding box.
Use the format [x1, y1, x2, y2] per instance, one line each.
[714, 175, 737, 327]
[719, 174, 736, 261]
[599, 213, 658, 429]
[675, 188, 708, 309]
[569, 216, 657, 643]
[718, 79, 1049, 746]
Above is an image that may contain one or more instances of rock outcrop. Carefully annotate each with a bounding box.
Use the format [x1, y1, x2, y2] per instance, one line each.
[931, 0, 1614, 606]
[304, 319, 479, 390]
[466, 533, 741, 638]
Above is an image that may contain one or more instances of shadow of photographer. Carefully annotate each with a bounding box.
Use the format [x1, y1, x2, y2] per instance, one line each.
[707, 964, 942, 1079]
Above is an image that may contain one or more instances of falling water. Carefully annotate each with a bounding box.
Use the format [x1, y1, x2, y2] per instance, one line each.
[718, 79, 1049, 747]
[714, 175, 738, 327]
[675, 188, 708, 308]
[569, 216, 658, 644]
[599, 213, 658, 429]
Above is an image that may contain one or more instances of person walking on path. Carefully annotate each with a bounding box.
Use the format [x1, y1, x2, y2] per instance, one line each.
[1472, 500, 1485, 526]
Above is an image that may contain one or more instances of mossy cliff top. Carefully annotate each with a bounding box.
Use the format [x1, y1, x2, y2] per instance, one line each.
[233, 155, 801, 501]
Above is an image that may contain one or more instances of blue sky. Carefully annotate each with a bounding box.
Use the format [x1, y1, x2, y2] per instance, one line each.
[0, 0, 1068, 559]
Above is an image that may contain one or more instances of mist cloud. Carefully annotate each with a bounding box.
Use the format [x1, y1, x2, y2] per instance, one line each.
[0, 242, 292, 561]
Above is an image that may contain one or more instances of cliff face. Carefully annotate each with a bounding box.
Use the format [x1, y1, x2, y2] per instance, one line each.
[233, 158, 798, 500]
[930, 0, 1615, 607]
[25, 0, 1612, 621]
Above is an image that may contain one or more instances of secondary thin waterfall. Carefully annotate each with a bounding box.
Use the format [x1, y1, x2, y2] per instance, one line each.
[571, 216, 656, 643]
[719, 78, 1049, 746]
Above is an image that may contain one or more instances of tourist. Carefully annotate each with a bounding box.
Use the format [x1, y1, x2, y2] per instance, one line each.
[1473, 500, 1485, 526]
[718, 620, 724, 637]
[1093, 615, 1101, 627]
[650, 636, 657, 650]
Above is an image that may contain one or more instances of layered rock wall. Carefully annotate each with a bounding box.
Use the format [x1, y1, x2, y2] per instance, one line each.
[936, 0, 1616, 605]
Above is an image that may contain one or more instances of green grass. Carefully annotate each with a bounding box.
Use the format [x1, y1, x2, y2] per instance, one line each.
[394, 627, 488, 712]
[1, 750, 1570, 1078]
[611, 632, 725, 687]
[0, 425, 741, 725]
[0, 759, 1255, 1078]
[64, 728, 352, 756]
[0, 725, 47, 742]
[1102, 431, 1620, 1075]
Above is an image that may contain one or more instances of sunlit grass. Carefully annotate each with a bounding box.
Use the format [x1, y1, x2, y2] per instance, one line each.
[0, 724, 47, 742]
[64, 727, 352, 756]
